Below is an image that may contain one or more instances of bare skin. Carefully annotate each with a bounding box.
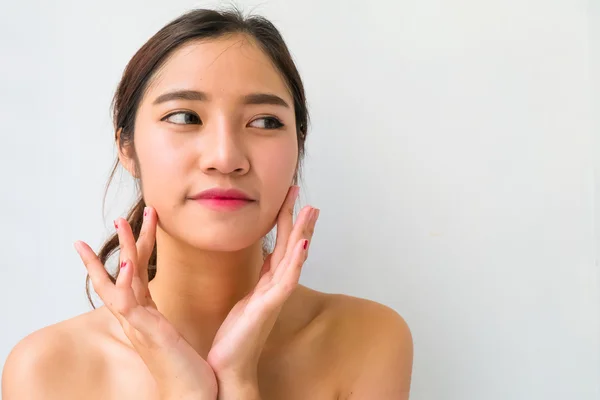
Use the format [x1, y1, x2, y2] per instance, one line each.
[2, 284, 412, 399]
[2, 33, 413, 399]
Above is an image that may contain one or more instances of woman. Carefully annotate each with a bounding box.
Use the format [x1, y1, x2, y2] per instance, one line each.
[2, 7, 413, 400]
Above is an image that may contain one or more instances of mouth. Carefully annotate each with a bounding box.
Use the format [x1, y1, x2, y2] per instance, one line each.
[190, 197, 255, 211]
[188, 187, 256, 211]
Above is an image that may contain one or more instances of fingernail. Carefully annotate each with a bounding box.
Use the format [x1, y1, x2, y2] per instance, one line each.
[114, 220, 118, 230]
[121, 260, 127, 269]
[143, 207, 148, 218]
[73, 241, 82, 252]
[303, 239, 308, 250]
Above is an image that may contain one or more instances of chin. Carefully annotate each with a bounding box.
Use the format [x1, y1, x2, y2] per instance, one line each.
[162, 206, 273, 251]
[182, 229, 263, 253]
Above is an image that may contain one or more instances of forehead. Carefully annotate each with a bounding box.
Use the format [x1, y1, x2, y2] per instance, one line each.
[145, 34, 291, 102]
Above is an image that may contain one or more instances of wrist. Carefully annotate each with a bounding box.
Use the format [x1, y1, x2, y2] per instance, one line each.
[163, 395, 215, 400]
[161, 389, 217, 400]
[216, 377, 261, 400]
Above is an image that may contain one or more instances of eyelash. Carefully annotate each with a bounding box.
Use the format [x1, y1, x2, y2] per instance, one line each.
[161, 111, 285, 130]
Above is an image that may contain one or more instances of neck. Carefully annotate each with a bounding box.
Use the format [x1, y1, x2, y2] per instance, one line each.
[147, 227, 265, 358]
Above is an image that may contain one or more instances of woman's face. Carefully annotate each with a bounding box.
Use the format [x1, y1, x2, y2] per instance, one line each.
[122, 34, 299, 251]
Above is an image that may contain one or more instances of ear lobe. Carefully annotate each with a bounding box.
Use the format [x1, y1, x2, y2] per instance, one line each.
[119, 150, 137, 178]
[115, 127, 137, 178]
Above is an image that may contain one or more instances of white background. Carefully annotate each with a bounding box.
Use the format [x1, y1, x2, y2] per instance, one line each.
[1, 0, 598, 399]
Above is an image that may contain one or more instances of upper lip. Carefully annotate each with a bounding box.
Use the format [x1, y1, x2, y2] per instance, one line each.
[190, 187, 254, 201]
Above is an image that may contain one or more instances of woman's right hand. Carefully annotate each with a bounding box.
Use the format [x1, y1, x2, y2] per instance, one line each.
[74, 207, 217, 400]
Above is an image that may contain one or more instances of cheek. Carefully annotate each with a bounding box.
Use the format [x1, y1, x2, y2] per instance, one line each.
[256, 133, 297, 181]
[254, 139, 298, 219]
[262, 147, 297, 182]
[135, 133, 189, 205]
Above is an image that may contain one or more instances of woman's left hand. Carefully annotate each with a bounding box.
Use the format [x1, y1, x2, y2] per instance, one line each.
[206, 185, 319, 391]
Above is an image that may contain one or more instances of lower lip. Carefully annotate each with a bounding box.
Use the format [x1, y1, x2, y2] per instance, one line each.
[193, 198, 254, 211]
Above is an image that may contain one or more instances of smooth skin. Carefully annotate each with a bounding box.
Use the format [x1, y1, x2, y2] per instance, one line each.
[2, 33, 413, 399]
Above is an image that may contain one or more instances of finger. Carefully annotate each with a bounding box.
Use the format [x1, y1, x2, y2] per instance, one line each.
[258, 253, 273, 280]
[271, 186, 300, 266]
[136, 206, 157, 285]
[115, 218, 149, 304]
[114, 259, 138, 314]
[271, 238, 309, 302]
[75, 240, 115, 303]
[115, 259, 135, 293]
[113, 259, 159, 338]
[115, 218, 139, 273]
[273, 206, 318, 281]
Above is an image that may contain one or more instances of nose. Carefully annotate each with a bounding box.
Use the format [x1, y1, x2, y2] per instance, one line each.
[198, 117, 250, 176]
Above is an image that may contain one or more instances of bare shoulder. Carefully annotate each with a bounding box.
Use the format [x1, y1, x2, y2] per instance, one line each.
[325, 292, 412, 339]
[317, 291, 414, 399]
[2, 310, 107, 400]
[294, 286, 412, 348]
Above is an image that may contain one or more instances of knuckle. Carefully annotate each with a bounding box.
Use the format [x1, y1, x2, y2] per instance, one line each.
[280, 280, 296, 294]
[115, 301, 131, 317]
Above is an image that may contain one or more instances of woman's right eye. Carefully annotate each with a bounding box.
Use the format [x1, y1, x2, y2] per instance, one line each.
[161, 111, 202, 125]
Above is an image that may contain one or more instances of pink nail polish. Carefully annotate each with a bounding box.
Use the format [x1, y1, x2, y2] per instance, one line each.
[114, 220, 118, 230]
[144, 209, 148, 217]
[121, 261, 127, 269]
[303, 239, 308, 250]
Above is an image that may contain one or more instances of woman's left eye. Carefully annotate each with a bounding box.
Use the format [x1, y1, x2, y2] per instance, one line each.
[249, 117, 284, 130]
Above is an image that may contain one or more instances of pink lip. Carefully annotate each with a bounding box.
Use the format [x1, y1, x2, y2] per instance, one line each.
[193, 198, 253, 211]
[190, 187, 255, 211]
[191, 188, 253, 201]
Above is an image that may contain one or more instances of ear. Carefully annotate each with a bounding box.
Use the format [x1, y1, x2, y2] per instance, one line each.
[115, 127, 138, 178]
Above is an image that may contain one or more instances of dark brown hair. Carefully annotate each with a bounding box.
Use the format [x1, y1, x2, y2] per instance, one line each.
[85, 6, 310, 308]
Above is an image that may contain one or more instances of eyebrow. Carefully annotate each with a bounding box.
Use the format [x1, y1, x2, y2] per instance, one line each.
[152, 89, 290, 108]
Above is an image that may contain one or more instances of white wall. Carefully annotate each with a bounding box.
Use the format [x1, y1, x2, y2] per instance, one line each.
[591, 0, 600, 355]
[1, 0, 598, 399]
[589, 0, 600, 387]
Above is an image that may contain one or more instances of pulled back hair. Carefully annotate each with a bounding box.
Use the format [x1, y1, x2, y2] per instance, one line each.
[85, 6, 310, 308]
